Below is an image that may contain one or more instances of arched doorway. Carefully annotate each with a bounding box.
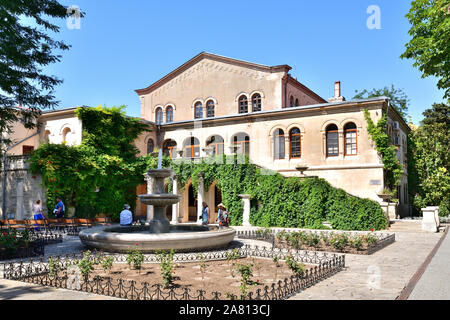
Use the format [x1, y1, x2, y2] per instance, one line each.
[188, 184, 197, 222]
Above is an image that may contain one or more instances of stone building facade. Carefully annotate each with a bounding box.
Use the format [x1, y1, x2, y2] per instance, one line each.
[1, 52, 410, 222]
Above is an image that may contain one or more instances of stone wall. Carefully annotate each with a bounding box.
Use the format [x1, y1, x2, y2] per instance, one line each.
[0, 155, 46, 219]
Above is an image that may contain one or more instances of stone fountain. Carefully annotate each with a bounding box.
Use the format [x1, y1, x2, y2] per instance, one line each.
[79, 150, 236, 252]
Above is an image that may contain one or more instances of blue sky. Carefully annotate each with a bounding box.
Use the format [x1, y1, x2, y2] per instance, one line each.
[42, 0, 445, 124]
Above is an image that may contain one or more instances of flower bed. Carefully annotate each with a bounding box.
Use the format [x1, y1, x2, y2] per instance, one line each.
[3, 245, 345, 300]
[236, 228, 395, 255]
[0, 229, 63, 260]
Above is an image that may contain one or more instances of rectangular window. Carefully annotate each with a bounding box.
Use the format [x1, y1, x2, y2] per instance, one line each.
[345, 130, 357, 155]
[22, 145, 34, 155]
[327, 132, 339, 157]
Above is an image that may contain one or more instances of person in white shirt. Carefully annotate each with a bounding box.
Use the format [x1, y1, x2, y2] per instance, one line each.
[120, 204, 133, 226]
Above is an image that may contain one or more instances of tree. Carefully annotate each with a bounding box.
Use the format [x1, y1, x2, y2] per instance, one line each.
[353, 85, 409, 120]
[401, 0, 450, 100]
[408, 102, 450, 216]
[0, 0, 73, 159]
[421, 102, 450, 126]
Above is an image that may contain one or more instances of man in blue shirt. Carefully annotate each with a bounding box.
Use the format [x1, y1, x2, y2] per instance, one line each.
[120, 204, 133, 226]
[54, 197, 65, 218]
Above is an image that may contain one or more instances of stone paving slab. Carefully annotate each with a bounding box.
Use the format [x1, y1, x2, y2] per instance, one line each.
[409, 229, 450, 300]
[288, 231, 442, 300]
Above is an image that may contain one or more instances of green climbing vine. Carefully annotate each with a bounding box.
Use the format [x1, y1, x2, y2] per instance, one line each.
[363, 109, 403, 194]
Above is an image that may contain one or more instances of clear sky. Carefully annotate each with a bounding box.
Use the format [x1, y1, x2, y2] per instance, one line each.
[42, 0, 446, 124]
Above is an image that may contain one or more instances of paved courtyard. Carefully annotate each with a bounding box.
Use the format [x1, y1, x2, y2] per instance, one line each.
[0, 222, 447, 300]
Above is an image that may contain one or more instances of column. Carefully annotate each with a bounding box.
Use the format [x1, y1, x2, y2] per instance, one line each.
[144, 172, 155, 223]
[239, 194, 252, 227]
[171, 175, 179, 224]
[380, 202, 390, 226]
[16, 179, 25, 220]
[197, 173, 205, 224]
[421, 207, 438, 232]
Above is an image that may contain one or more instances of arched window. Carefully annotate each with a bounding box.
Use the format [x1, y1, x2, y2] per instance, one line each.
[238, 95, 248, 114]
[295, 98, 299, 106]
[289, 128, 301, 159]
[163, 140, 177, 159]
[147, 139, 154, 154]
[273, 129, 285, 159]
[289, 96, 294, 108]
[206, 135, 224, 156]
[252, 94, 262, 112]
[206, 100, 215, 118]
[326, 124, 339, 157]
[344, 122, 357, 155]
[166, 106, 173, 123]
[62, 127, 71, 143]
[155, 107, 163, 124]
[184, 137, 200, 159]
[232, 133, 250, 156]
[194, 102, 203, 119]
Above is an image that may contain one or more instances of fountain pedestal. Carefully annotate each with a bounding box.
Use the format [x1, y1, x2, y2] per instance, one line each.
[138, 169, 180, 234]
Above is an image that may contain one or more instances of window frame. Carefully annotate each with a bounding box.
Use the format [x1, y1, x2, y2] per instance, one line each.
[274, 129, 285, 160]
[289, 128, 302, 159]
[252, 94, 262, 112]
[326, 125, 339, 157]
[238, 95, 248, 114]
[344, 123, 358, 156]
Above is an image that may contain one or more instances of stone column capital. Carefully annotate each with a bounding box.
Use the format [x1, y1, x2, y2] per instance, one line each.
[238, 194, 252, 200]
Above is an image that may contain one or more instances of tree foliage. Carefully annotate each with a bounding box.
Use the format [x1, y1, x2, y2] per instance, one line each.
[30, 105, 152, 220]
[408, 103, 450, 216]
[401, 0, 450, 100]
[353, 85, 409, 120]
[0, 0, 73, 157]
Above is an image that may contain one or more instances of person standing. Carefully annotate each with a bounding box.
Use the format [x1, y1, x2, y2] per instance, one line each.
[217, 203, 228, 229]
[54, 197, 65, 218]
[32, 200, 44, 220]
[202, 202, 210, 226]
[120, 204, 133, 226]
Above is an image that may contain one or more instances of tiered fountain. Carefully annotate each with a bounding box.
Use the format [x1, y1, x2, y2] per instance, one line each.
[79, 150, 236, 253]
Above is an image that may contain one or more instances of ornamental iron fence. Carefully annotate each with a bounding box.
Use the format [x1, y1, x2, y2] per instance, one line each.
[236, 228, 395, 255]
[2, 244, 345, 300]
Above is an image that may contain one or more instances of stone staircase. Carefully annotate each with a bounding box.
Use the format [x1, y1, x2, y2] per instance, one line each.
[388, 219, 447, 233]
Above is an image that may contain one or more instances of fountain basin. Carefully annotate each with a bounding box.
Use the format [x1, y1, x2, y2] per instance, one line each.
[138, 194, 181, 206]
[79, 224, 236, 253]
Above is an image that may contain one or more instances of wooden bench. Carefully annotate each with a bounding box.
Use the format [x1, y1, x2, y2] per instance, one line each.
[90, 217, 110, 226]
[6, 220, 28, 230]
[0, 220, 7, 230]
[25, 219, 50, 232]
[73, 218, 93, 228]
[47, 218, 67, 231]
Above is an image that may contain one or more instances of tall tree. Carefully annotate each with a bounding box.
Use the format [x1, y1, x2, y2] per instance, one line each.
[353, 85, 409, 120]
[401, 0, 450, 100]
[0, 0, 73, 156]
[408, 102, 450, 216]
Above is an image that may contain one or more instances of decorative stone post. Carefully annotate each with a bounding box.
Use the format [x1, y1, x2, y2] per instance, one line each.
[421, 207, 438, 232]
[197, 172, 205, 225]
[171, 175, 179, 224]
[239, 194, 252, 227]
[388, 202, 398, 220]
[144, 172, 155, 223]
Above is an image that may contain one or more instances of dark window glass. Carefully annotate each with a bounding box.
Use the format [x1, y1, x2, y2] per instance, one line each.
[166, 107, 173, 123]
[289, 128, 301, 159]
[184, 137, 200, 159]
[238, 95, 248, 114]
[289, 96, 294, 108]
[163, 140, 177, 159]
[233, 133, 250, 156]
[147, 139, 154, 154]
[252, 94, 262, 112]
[194, 102, 203, 119]
[155, 108, 163, 124]
[206, 100, 215, 118]
[207, 135, 224, 156]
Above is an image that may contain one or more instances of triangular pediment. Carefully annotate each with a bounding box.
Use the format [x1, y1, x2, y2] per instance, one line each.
[135, 52, 291, 96]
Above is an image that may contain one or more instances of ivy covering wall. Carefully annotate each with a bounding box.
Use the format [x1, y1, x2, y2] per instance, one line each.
[30, 107, 387, 230]
[170, 155, 388, 231]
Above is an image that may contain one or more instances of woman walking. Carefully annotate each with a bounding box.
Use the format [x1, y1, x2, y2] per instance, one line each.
[201, 202, 210, 226]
